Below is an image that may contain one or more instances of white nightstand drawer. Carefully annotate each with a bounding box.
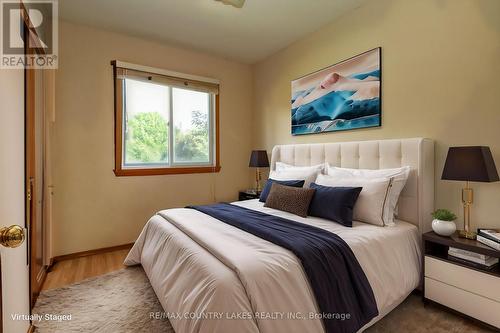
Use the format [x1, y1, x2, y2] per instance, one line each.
[425, 256, 500, 302]
[425, 277, 500, 328]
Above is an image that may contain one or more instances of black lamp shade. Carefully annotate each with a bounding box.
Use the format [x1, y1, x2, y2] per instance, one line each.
[441, 146, 499, 182]
[249, 150, 269, 168]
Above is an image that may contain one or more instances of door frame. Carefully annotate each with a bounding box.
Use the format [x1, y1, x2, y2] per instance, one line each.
[26, 67, 48, 309]
[23, 5, 48, 309]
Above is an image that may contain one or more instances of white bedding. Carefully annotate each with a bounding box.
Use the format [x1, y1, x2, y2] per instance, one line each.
[124, 199, 421, 333]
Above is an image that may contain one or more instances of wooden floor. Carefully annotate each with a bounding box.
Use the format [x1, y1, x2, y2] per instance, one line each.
[42, 249, 130, 291]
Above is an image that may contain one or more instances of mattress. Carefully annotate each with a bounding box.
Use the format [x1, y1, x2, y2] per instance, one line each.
[125, 199, 421, 333]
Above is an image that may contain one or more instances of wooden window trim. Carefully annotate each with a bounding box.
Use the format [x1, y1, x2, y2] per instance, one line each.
[112, 62, 221, 177]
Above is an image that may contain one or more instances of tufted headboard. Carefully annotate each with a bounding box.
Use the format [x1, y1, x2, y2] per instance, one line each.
[270, 138, 434, 233]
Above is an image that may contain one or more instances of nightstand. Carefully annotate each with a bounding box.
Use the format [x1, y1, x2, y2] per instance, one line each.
[238, 190, 260, 201]
[423, 231, 500, 329]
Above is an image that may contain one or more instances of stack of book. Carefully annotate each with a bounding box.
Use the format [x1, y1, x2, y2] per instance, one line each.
[477, 228, 500, 251]
[448, 247, 499, 269]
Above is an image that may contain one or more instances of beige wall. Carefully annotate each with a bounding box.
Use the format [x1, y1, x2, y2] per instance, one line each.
[53, 21, 253, 256]
[55, 0, 500, 255]
[253, 0, 500, 229]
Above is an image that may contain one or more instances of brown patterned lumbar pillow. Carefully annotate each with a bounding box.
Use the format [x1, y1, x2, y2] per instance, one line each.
[264, 183, 315, 217]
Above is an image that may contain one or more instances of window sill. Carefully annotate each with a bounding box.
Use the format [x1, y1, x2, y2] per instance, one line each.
[113, 165, 221, 177]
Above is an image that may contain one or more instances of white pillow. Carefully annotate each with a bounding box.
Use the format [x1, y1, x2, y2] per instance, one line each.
[315, 174, 394, 227]
[327, 164, 409, 177]
[269, 168, 320, 187]
[327, 165, 410, 223]
[275, 162, 325, 173]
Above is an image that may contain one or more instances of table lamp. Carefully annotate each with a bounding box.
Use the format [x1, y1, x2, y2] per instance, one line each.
[441, 146, 499, 239]
[249, 150, 269, 193]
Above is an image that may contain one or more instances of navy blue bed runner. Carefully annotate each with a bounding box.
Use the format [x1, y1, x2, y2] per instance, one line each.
[188, 203, 378, 333]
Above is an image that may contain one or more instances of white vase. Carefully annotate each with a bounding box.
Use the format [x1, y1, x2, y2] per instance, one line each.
[432, 219, 456, 236]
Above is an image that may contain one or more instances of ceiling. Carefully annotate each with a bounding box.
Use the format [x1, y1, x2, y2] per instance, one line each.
[59, 0, 367, 64]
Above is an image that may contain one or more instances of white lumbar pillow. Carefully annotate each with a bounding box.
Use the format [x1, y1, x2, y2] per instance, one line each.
[315, 174, 394, 227]
[327, 164, 410, 178]
[327, 165, 411, 223]
[269, 168, 320, 188]
[275, 162, 326, 173]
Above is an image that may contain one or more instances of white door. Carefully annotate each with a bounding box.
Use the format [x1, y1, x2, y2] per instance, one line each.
[0, 68, 31, 332]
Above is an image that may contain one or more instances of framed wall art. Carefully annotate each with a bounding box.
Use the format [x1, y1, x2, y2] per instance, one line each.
[291, 47, 381, 135]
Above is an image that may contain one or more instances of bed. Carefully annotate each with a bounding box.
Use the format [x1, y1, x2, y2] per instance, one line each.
[125, 137, 435, 333]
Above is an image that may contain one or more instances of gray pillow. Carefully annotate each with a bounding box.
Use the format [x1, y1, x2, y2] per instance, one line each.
[264, 183, 315, 218]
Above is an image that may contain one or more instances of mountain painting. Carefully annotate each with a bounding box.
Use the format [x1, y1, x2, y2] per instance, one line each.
[291, 48, 381, 135]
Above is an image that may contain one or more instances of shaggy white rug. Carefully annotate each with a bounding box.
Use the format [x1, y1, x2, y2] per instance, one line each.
[33, 266, 174, 333]
[33, 266, 493, 333]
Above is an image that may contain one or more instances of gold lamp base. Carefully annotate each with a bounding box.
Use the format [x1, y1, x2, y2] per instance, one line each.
[457, 181, 475, 240]
[457, 229, 477, 240]
[254, 167, 262, 193]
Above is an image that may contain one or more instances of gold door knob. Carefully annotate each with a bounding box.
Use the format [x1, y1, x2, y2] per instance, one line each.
[0, 225, 25, 248]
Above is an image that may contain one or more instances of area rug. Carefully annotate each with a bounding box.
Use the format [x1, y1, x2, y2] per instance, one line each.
[33, 266, 494, 333]
[33, 266, 173, 333]
[366, 294, 494, 333]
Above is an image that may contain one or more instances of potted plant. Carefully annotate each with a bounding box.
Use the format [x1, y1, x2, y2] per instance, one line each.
[431, 209, 457, 236]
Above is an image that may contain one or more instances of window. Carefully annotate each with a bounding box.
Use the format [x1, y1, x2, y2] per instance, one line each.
[112, 61, 220, 176]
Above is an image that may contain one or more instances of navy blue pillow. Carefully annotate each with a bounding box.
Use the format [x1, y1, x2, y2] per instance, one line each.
[259, 179, 305, 202]
[308, 183, 362, 227]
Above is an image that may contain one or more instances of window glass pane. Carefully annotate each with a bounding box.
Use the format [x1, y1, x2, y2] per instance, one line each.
[172, 87, 210, 164]
[124, 79, 169, 166]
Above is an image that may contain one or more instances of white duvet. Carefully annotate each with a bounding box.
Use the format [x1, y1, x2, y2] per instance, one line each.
[124, 199, 421, 333]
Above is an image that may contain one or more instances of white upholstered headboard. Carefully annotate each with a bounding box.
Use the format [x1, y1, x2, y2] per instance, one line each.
[270, 138, 435, 233]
